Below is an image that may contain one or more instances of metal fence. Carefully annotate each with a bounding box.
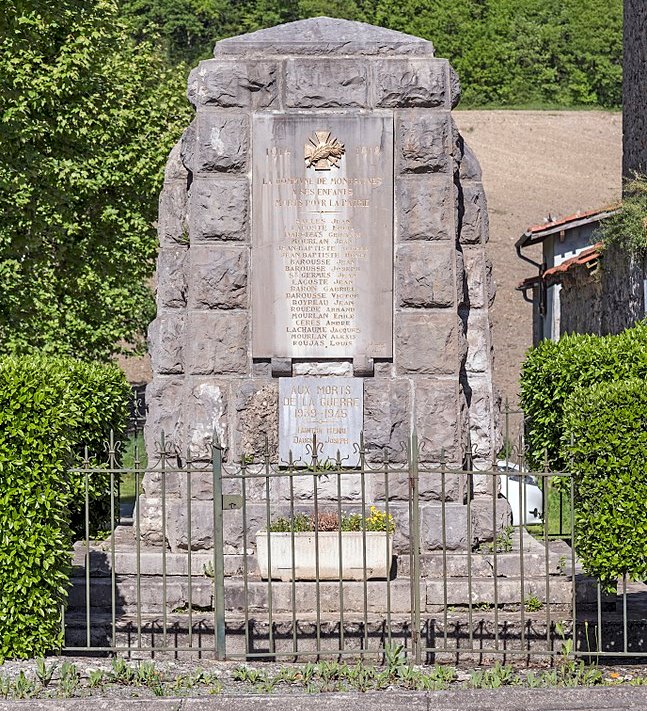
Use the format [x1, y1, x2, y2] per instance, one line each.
[62, 416, 647, 664]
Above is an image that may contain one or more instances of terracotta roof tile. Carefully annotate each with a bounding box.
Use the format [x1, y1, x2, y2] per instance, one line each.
[516, 243, 602, 290]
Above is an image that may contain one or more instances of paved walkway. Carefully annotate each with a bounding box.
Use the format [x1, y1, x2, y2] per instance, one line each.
[3, 687, 647, 711]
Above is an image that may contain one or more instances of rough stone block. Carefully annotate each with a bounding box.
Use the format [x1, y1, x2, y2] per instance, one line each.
[449, 65, 461, 108]
[157, 247, 188, 309]
[420, 503, 473, 551]
[372, 467, 463, 504]
[395, 312, 461, 375]
[212, 17, 436, 58]
[374, 58, 448, 108]
[458, 135, 482, 182]
[158, 181, 188, 246]
[465, 310, 491, 374]
[363, 378, 410, 463]
[414, 378, 462, 463]
[194, 111, 249, 173]
[184, 378, 229, 461]
[163, 140, 187, 182]
[234, 379, 278, 460]
[285, 58, 368, 108]
[460, 183, 488, 244]
[396, 242, 456, 308]
[395, 175, 454, 241]
[471, 496, 512, 545]
[463, 247, 494, 308]
[466, 375, 497, 462]
[187, 312, 249, 375]
[190, 178, 249, 242]
[397, 111, 451, 174]
[292, 361, 353, 376]
[144, 377, 185, 460]
[285, 471, 365, 503]
[189, 246, 248, 310]
[179, 119, 196, 173]
[189, 60, 278, 109]
[148, 313, 185, 374]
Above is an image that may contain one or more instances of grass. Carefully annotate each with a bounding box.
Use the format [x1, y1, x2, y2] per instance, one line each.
[118, 433, 146, 506]
[527, 481, 572, 540]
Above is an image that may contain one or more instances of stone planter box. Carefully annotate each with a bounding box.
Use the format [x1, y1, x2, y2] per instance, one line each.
[256, 531, 393, 581]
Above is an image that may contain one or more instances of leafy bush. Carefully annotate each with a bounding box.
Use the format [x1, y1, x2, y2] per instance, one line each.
[0, 355, 130, 660]
[563, 379, 647, 587]
[520, 321, 647, 469]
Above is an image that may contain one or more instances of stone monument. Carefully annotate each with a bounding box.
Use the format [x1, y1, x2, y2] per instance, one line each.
[142, 17, 501, 551]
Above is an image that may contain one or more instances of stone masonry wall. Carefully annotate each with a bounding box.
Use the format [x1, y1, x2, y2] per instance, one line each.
[623, 0, 647, 179]
[143, 19, 503, 551]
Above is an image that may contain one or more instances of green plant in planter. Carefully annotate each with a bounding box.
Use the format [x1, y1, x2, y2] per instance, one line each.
[267, 508, 395, 534]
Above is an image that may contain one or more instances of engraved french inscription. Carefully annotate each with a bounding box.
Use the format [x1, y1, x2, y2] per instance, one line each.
[252, 114, 394, 360]
[279, 376, 363, 465]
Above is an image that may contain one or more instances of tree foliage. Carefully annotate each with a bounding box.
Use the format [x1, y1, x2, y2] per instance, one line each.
[0, 0, 193, 361]
[119, 0, 623, 108]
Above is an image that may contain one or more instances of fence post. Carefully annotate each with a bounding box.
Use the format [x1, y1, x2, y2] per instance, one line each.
[212, 429, 226, 659]
[408, 430, 421, 664]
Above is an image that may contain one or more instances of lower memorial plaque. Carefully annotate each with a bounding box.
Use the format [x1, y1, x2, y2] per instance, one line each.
[279, 376, 363, 465]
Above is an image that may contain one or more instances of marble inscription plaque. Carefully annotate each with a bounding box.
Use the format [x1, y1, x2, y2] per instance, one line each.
[252, 114, 394, 360]
[279, 377, 363, 465]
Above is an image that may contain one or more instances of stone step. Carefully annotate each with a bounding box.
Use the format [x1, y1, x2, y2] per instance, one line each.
[61, 610, 647, 660]
[72, 545, 571, 580]
[67, 575, 579, 615]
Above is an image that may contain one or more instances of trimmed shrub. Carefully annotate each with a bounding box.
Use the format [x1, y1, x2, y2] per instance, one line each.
[563, 379, 647, 587]
[520, 321, 647, 469]
[0, 355, 130, 660]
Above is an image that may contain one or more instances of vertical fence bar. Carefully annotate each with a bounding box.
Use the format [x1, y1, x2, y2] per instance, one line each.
[409, 431, 421, 664]
[518, 457, 526, 657]
[160, 432, 168, 647]
[465, 449, 474, 653]
[211, 429, 226, 660]
[288, 452, 297, 656]
[134, 434, 142, 648]
[264, 444, 274, 657]
[569, 453, 578, 657]
[492, 459, 500, 653]
[440, 451, 448, 651]
[383, 448, 392, 649]
[240, 455, 250, 657]
[623, 573, 628, 654]
[84, 449, 91, 649]
[313, 452, 322, 656]
[109, 431, 117, 651]
[544, 473, 551, 653]
[186, 450, 193, 649]
[359, 432, 369, 655]
[336, 454, 345, 655]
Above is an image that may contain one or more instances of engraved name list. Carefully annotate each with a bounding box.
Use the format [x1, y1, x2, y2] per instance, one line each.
[252, 114, 394, 361]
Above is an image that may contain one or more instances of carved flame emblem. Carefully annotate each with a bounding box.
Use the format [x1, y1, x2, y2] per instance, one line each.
[304, 131, 345, 170]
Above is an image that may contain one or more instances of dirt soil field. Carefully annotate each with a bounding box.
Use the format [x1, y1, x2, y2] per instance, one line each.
[454, 110, 622, 408]
[120, 110, 623, 410]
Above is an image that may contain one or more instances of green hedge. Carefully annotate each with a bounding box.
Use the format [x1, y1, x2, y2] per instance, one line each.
[520, 321, 647, 470]
[563, 379, 647, 587]
[0, 355, 130, 660]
